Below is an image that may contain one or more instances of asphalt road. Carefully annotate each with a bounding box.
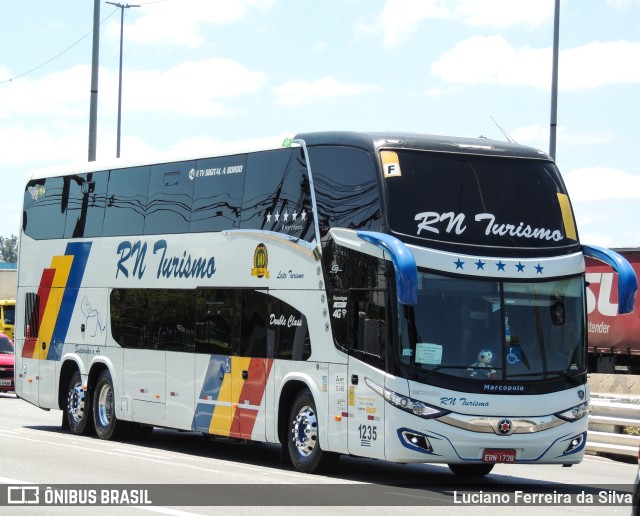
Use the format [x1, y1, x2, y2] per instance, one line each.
[0, 392, 635, 515]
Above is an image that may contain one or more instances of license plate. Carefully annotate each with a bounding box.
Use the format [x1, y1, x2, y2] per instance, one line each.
[0, 379, 12, 387]
[483, 449, 516, 463]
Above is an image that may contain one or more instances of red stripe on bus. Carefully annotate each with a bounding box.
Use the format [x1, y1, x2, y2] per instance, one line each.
[230, 358, 274, 439]
[22, 268, 56, 358]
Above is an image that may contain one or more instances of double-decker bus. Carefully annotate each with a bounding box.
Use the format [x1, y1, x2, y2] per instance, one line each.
[15, 132, 637, 476]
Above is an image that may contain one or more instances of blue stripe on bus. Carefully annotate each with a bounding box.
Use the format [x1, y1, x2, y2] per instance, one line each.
[47, 242, 92, 360]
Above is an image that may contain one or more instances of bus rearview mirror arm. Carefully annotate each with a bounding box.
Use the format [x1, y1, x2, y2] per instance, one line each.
[357, 231, 418, 306]
[583, 244, 638, 314]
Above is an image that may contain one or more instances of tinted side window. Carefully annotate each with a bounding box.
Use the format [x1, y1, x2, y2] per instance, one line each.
[103, 167, 150, 237]
[351, 290, 386, 362]
[110, 289, 195, 351]
[24, 293, 40, 339]
[195, 289, 239, 355]
[323, 240, 388, 352]
[64, 172, 108, 238]
[268, 295, 311, 360]
[309, 146, 381, 237]
[23, 177, 66, 239]
[238, 290, 268, 358]
[145, 161, 195, 235]
[191, 155, 247, 232]
[241, 148, 314, 242]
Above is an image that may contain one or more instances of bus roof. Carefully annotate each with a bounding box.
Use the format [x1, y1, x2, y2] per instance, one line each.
[27, 131, 551, 182]
[293, 131, 552, 161]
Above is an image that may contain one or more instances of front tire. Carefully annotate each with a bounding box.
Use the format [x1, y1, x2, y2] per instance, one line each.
[287, 389, 339, 473]
[93, 370, 128, 440]
[448, 463, 495, 477]
[66, 371, 92, 435]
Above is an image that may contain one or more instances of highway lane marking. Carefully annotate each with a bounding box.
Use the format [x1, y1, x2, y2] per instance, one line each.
[0, 429, 338, 483]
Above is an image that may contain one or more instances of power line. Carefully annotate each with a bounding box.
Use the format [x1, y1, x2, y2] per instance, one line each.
[0, 0, 168, 86]
[0, 9, 120, 86]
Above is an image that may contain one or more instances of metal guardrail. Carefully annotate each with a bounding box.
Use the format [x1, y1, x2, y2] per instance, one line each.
[587, 397, 640, 457]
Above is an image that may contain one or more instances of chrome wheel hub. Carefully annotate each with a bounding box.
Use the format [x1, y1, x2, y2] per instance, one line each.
[291, 405, 318, 457]
[96, 383, 113, 428]
[68, 383, 85, 423]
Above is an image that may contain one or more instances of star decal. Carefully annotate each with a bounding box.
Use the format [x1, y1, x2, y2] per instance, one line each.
[454, 259, 465, 269]
[301, 211, 307, 221]
[535, 263, 544, 274]
[515, 262, 525, 273]
[274, 212, 280, 222]
[283, 211, 289, 222]
[266, 213, 272, 223]
[496, 261, 506, 271]
[475, 260, 485, 270]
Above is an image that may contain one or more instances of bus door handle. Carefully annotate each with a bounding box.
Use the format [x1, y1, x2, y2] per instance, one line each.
[351, 374, 359, 385]
[41, 342, 47, 350]
[242, 370, 248, 380]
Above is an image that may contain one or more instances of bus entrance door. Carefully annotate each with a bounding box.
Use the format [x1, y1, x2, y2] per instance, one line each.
[347, 290, 386, 459]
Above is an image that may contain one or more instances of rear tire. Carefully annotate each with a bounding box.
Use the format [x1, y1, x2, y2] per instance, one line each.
[287, 389, 339, 474]
[448, 463, 494, 477]
[65, 371, 92, 435]
[93, 370, 128, 440]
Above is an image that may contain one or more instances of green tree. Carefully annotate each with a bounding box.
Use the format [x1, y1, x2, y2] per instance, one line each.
[0, 235, 18, 263]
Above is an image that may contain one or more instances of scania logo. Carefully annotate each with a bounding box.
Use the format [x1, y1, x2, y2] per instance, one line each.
[497, 418, 512, 435]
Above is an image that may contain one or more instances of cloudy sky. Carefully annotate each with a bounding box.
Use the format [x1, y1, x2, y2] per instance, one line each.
[1, 0, 639, 247]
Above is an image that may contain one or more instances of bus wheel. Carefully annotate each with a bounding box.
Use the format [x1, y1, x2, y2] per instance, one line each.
[93, 370, 127, 440]
[448, 463, 494, 477]
[66, 371, 92, 435]
[287, 389, 339, 474]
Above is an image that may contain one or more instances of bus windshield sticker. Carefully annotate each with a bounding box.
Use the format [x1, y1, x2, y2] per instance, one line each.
[381, 151, 402, 178]
[415, 342, 442, 365]
[188, 164, 244, 180]
[28, 184, 46, 201]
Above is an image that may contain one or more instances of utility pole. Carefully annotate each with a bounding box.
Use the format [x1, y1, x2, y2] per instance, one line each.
[106, 2, 140, 158]
[549, 0, 560, 160]
[88, 0, 100, 162]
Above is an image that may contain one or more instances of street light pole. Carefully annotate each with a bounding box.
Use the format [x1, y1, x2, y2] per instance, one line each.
[106, 2, 139, 158]
[88, 0, 100, 162]
[549, 0, 560, 161]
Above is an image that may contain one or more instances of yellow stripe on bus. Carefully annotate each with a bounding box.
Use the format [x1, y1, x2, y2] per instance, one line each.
[208, 356, 253, 436]
[35, 255, 73, 359]
[557, 193, 577, 241]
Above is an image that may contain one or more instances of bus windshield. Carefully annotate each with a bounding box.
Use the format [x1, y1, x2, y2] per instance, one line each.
[383, 149, 576, 249]
[397, 271, 586, 382]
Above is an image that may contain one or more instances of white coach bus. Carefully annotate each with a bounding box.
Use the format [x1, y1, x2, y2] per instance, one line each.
[15, 132, 637, 476]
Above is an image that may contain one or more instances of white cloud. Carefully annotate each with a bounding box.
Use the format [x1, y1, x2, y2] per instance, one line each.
[563, 167, 640, 202]
[510, 124, 614, 152]
[0, 65, 91, 119]
[272, 76, 383, 107]
[454, 0, 553, 28]
[360, 0, 553, 47]
[432, 35, 549, 87]
[122, 58, 266, 116]
[358, 0, 446, 48]
[606, 0, 640, 9]
[110, 0, 275, 48]
[431, 37, 640, 89]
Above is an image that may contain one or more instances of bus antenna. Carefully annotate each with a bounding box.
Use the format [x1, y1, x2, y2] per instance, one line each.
[490, 116, 516, 144]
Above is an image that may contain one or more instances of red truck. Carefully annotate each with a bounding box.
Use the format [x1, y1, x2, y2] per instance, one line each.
[586, 248, 640, 373]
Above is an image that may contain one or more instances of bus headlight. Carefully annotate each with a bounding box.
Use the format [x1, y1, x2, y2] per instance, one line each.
[365, 377, 450, 419]
[555, 402, 589, 422]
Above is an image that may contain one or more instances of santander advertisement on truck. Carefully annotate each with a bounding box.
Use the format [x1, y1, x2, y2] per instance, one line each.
[586, 250, 640, 362]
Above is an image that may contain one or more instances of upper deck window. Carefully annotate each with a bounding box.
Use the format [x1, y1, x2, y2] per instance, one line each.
[383, 150, 577, 249]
